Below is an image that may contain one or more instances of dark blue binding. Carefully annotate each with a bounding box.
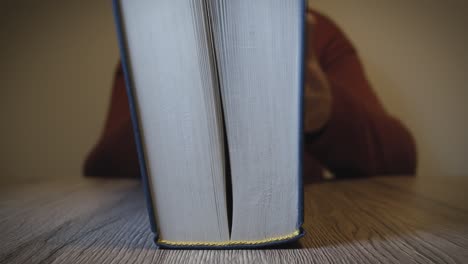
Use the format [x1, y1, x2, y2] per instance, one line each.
[297, 0, 306, 232]
[111, 0, 159, 237]
[111, 0, 305, 249]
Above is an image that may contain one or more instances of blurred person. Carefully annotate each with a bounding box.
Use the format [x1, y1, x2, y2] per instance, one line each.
[83, 8, 417, 181]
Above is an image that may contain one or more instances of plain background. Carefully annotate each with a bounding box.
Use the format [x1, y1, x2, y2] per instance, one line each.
[0, 0, 467, 181]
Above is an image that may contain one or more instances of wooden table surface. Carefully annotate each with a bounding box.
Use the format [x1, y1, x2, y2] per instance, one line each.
[1, 175, 467, 264]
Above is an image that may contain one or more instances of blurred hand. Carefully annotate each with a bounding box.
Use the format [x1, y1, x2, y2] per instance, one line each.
[304, 13, 332, 133]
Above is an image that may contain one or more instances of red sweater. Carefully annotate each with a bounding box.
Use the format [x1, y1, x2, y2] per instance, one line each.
[83, 10, 417, 180]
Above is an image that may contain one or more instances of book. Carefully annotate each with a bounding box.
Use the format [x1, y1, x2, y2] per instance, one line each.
[112, 0, 305, 249]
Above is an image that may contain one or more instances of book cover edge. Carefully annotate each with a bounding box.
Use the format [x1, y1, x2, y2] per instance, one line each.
[111, 0, 159, 239]
[297, 0, 306, 231]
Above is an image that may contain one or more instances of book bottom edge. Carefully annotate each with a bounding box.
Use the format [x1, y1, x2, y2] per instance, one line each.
[154, 228, 305, 249]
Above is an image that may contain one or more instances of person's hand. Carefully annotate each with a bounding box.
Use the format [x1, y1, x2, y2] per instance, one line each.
[304, 12, 332, 133]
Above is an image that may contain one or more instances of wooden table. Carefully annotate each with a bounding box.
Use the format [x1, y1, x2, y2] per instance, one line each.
[1, 176, 467, 263]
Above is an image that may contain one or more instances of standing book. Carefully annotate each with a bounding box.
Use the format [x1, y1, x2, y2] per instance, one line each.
[112, 0, 306, 249]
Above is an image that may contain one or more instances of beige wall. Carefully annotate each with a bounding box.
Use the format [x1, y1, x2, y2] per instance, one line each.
[0, 1, 119, 180]
[1, 1, 467, 180]
[312, 0, 468, 176]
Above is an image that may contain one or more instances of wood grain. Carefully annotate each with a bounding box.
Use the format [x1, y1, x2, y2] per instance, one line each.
[1, 175, 467, 264]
